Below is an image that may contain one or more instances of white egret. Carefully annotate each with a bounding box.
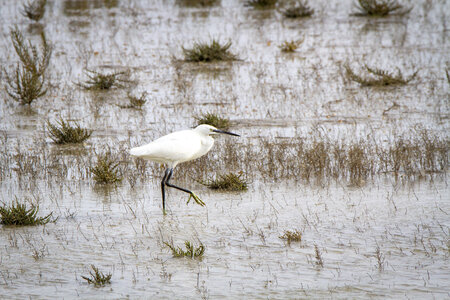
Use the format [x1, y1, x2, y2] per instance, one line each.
[129, 124, 240, 213]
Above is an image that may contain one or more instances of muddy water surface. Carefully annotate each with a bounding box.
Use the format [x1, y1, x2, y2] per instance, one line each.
[0, 0, 449, 299]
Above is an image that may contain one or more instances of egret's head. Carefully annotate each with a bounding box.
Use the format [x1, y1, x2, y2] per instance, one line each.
[194, 124, 240, 137]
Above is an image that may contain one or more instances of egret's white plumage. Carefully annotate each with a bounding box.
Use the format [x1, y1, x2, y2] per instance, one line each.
[129, 124, 239, 213]
[129, 125, 215, 168]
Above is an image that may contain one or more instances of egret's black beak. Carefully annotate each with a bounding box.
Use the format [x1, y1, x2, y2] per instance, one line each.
[213, 129, 240, 137]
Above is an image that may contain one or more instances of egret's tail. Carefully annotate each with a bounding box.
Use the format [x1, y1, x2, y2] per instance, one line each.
[129, 147, 141, 157]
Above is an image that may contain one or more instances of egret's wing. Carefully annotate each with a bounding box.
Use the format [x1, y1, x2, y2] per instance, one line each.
[130, 130, 202, 163]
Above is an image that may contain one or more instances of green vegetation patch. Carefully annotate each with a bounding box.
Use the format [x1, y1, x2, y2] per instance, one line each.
[203, 172, 248, 191]
[78, 69, 130, 90]
[5, 27, 51, 105]
[47, 118, 92, 144]
[279, 230, 302, 244]
[183, 39, 238, 62]
[281, 0, 314, 18]
[0, 199, 54, 226]
[91, 154, 122, 184]
[81, 265, 112, 287]
[195, 113, 230, 130]
[345, 64, 417, 86]
[165, 240, 205, 259]
[354, 0, 411, 16]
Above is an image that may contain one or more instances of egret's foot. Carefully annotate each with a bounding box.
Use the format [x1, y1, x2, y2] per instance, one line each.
[187, 192, 205, 207]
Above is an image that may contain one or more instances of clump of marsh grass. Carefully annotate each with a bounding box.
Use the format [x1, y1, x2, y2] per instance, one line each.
[281, 0, 314, 18]
[345, 64, 417, 86]
[202, 172, 248, 191]
[78, 69, 130, 90]
[195, 113, 230, 130]
[165, 240, 205, 259]
[182, 40, 238, 62]
[354, 0, 411, 16]
[279, 39, 303, 52]
[0, 199, 54, 226]
[81, 265, 112, 287]
[22, 0, 47, 21]
[5, 27, 52, 105]
[119, 91, 148, 109]
[246, 0, 278, 9]
[279, 230, 302, 245]
[47, 118, 92, 144]
[91, 153, 122, 184]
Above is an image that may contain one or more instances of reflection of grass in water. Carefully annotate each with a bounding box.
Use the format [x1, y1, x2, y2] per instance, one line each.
[202, 172, 248, 191]
[47, 118, 92, 144]
[0, 199, 54, 226]
[195, 113, 230, 130]
[354, 0, 411, 16]
[81, 265, 112, 287]
[22, 0, 47, 21]
[345, 64, 417, 86]
[246, 0, 278, 9]
[281, 0, 314, 18]
[279, 230, 302, 244]
[165, 240, 205, 259]
[183, 39, 238, 62]
[176, 0, 219, 7]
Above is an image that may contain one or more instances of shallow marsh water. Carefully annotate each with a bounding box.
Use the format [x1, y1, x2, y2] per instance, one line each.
[0, 0, 449, 299]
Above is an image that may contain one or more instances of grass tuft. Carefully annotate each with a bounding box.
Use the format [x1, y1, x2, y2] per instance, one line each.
[119, 91, 148, 109]
[0, 199, 54, 226]
[5, 27, 52, 105]
[78, 69, 130, 90]
[203, 172, 248, 191]
[22, 0, 47, 21]
[81, 265, 112, 287]
[195, 113, 230, 130]
[281, 0, 314, 18]
[91, 153, 122, 184]
[165, 240, 205, 259]
[345, 64, 417, 86]
[246, 0, 278, 9]
[47, 118, 92, 144]
[354, 0, 411, 16]
[279, 39, 303, 52]
[182, 39, 238, 62]
[279, 230, 302, 244]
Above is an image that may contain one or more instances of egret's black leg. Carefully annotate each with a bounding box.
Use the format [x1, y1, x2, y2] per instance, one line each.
[161, 168, 170, 213]
[165, 168, 193, 194]
[164, 168, 206, 206]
